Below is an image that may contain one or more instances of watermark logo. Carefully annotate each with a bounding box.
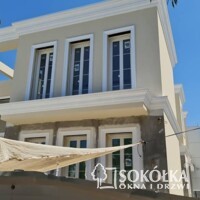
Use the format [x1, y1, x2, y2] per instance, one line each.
[91, 163, 190, 190]
[91, 163, 108, 189]
[91, 163, 118, 189]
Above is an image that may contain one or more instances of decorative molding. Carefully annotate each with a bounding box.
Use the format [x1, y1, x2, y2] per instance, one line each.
[0, 88, 181, 135]
[62, 34, 94, 96]
[19, 129, 54, 145]
[157, 0, 177, 66]
[175, 84, 185, 104]
[0, 62, 14, 79]
[150, 95, 181, 133]
[0, 96, 10, 100]
[0, 0, 176, 66]
[56, 127, 96, 179]
[25, 41, 57, 100]
[0, 27, 18, 43]
[0, 89, 150, 115]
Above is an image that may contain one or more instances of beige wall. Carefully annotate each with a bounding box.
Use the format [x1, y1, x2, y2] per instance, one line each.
[157, 13, 177, 117]
[0, 80, 12, 98]
[164, 113, 184, 196]
[175, 94, 186, 145]
[11, 7, 162, 102]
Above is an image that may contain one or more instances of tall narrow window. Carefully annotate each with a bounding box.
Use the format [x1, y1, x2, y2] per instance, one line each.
[107, 133, 133, 184]
[31, 47, 54, 99]
[109, 34, 131, 90]
[32, 47, 54, 99]
[71, 41, 90, 95]
[63, 135, 87, 179]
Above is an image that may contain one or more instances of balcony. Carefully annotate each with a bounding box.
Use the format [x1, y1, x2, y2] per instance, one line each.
[0, 89, 154, 125]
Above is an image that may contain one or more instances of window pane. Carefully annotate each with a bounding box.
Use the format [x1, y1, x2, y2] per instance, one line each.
[82, 46, 90, 94]
[73, 63, 80, 76]
[113, 41, 120, 56]
[79, 162, 86, 179]
[45, 53, 53, 98]
[40, 54, 46, 67]
[75, 48, 81, 61]
[123, 39, 131, 89]
[112, 139, 120, 169]
[112, 71, 120, 90]
[72, 48, 81, 95]
[123, 54, 130, 70]
[112, 41, 120, 71]
[80, 140, 87, 148]
[49, 53, 53, 67]
[47, 53, 53, 79]
[45, 80, 51, 98]
[113, 56, 120, 71]
[79, 140, 87, 179]
[123, 39, 130, 54]
[124, 138, 133, 170]
[72, 76, 79, 95]
[82, 75, 89, 91]
[83, 61, 89, 75]
[84, 46, 90, 60]
[36, 54, 46, 99]
[70, 140, 77, 148]
[123, 69, 131, 89]
[68, 140, 77, 178]
[68, 165, 76, 178]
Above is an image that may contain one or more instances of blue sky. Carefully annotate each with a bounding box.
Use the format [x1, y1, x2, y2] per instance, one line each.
[0, 0, 199, 126]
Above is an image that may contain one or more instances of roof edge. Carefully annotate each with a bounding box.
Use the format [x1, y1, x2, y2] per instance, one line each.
[0, 0, 177, 66]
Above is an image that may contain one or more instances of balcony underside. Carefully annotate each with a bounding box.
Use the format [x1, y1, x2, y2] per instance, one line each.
[0, 89, 174, 126]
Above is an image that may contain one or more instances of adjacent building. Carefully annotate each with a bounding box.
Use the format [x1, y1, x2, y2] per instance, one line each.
[0, 0, 194, 197]
[186, 127, 200, 198]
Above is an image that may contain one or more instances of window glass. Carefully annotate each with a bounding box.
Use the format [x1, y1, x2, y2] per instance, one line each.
[71, 42, 90, 95]
[107, 133, 133, 185]
[110, 34, 132, 91]
[123, 39, 131, 89]
[63, 136, 87, 179]
[68, 140, 77, 178]
[34, 48, 54, 99]
[72, 48, 81, 95]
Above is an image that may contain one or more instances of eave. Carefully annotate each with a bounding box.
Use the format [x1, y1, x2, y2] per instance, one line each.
[0, 0, 177, 66]
[0, 62, 14, 79]
[175, 84, 185, 105]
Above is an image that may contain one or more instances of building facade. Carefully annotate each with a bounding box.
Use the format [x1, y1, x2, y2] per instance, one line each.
[0, 0, 194, 197]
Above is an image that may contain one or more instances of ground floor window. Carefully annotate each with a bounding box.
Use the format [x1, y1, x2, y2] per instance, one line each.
[19, 130, 54, 145]
[98, 125, 143, 185]
[63, 135, 87, 179]
[57, 127, 95, 180]
[25, 137, 46, 144]
[107, 133, 133, 184]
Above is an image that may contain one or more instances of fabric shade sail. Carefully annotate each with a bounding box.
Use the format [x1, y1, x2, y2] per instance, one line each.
[0, 137, 142, 172]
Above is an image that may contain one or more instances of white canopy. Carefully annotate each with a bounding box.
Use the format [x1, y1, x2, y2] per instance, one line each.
[0, 137, 142, 172]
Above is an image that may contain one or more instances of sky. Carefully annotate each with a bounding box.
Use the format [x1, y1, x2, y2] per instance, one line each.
[0, 0, 199, 126]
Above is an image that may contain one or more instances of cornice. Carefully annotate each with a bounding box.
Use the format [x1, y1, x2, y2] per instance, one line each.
[0, 88, 180, 134]
[157, 0, 177, 66]
[0, 0, 177, 66]
[175, 84, 185, 104]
